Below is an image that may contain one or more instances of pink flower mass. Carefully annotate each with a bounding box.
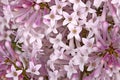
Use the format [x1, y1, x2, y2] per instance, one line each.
[0, 0, 120, 80]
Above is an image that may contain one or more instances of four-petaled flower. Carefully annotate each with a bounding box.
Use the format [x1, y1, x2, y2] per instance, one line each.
[63, 12, 78, 25]
[49, 33, 69, 49]
[70, 51, 88, 72]
[6, 65, 22, 80]
[67, 24, 82, 41]
[50, 0, 67, 14]
[26, 61, 41, 75]
[44, 10, 62, 27]
[82, 37, 95, 53]
[64, 64, 77, 79]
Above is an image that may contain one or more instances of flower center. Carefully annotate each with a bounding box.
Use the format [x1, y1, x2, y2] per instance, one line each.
[72, 29, 77, 34]
[32, 68, 36, 72]
[57, 5, 62, 9]
[13, 72, 17, 76]
[50, 14, 55, 19]
[68, 17, 72, 22]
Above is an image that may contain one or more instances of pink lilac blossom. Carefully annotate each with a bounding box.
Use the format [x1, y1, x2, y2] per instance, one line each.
[0, 0, 120, 80]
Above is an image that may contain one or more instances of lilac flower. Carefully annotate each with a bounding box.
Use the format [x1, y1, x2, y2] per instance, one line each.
[51, 0, 67, 14]
[70, 48, 88, 72]
[1, 0, 120, 80]
[67, 23, 82, 41]
[49, 33, 69, 49]
[62, 11, 78, 25]
[6, 65, 22, 80]
[26, 61, 41, 75]
[64, 64, 77, 79]
[44, 9, 62, 27]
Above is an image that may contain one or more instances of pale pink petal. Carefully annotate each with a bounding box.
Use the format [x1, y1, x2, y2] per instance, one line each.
[6, 72, 13, 78]
[55, 15, 62, 20]
[35, 65, 42, 70]
[82, 38, 88, 45]
[63, 19, 69, 25]
[75, 34, 80, 41]
[11, 65, 16, 71]
[44, 15, 50, 19]
[13, 77, 18, 80]
[63, 12, 69, 18]
[67, 33, 74, 39]
[50, 20, 56, 27]
[35, 71, 40, 75]
[29, 62, 34, 69]
[16, 70, 22, 76]
[79, 1, 86, 7]
[29, 37, 36, 44]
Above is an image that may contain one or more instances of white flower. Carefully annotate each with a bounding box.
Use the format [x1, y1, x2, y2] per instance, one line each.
[82, 37, 95, 53]
[29, 29, 44, 48]
[63, 12, 78, 25]
[70, 52, 88, 72]
[50, 48, 65, 61]
[6, 65, 22, 80]
[49, 33, 69, 49]
[46, 26, 58, 34]
[64, 64, 77, 79]
[44, 10, 62, 27]
[82, 38, 94, 47]
[87, 58, 101, 71]
[67, 24, 82, 41]
[69, 0, 86, 11]
[43, 18, 58, 34]
[26, 61, 41, 75]
[85, 1, 96, 14]
[50, 0, 67, 14]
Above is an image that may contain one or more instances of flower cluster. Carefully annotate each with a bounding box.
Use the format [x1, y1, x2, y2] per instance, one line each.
[0, 0, 120, 80]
